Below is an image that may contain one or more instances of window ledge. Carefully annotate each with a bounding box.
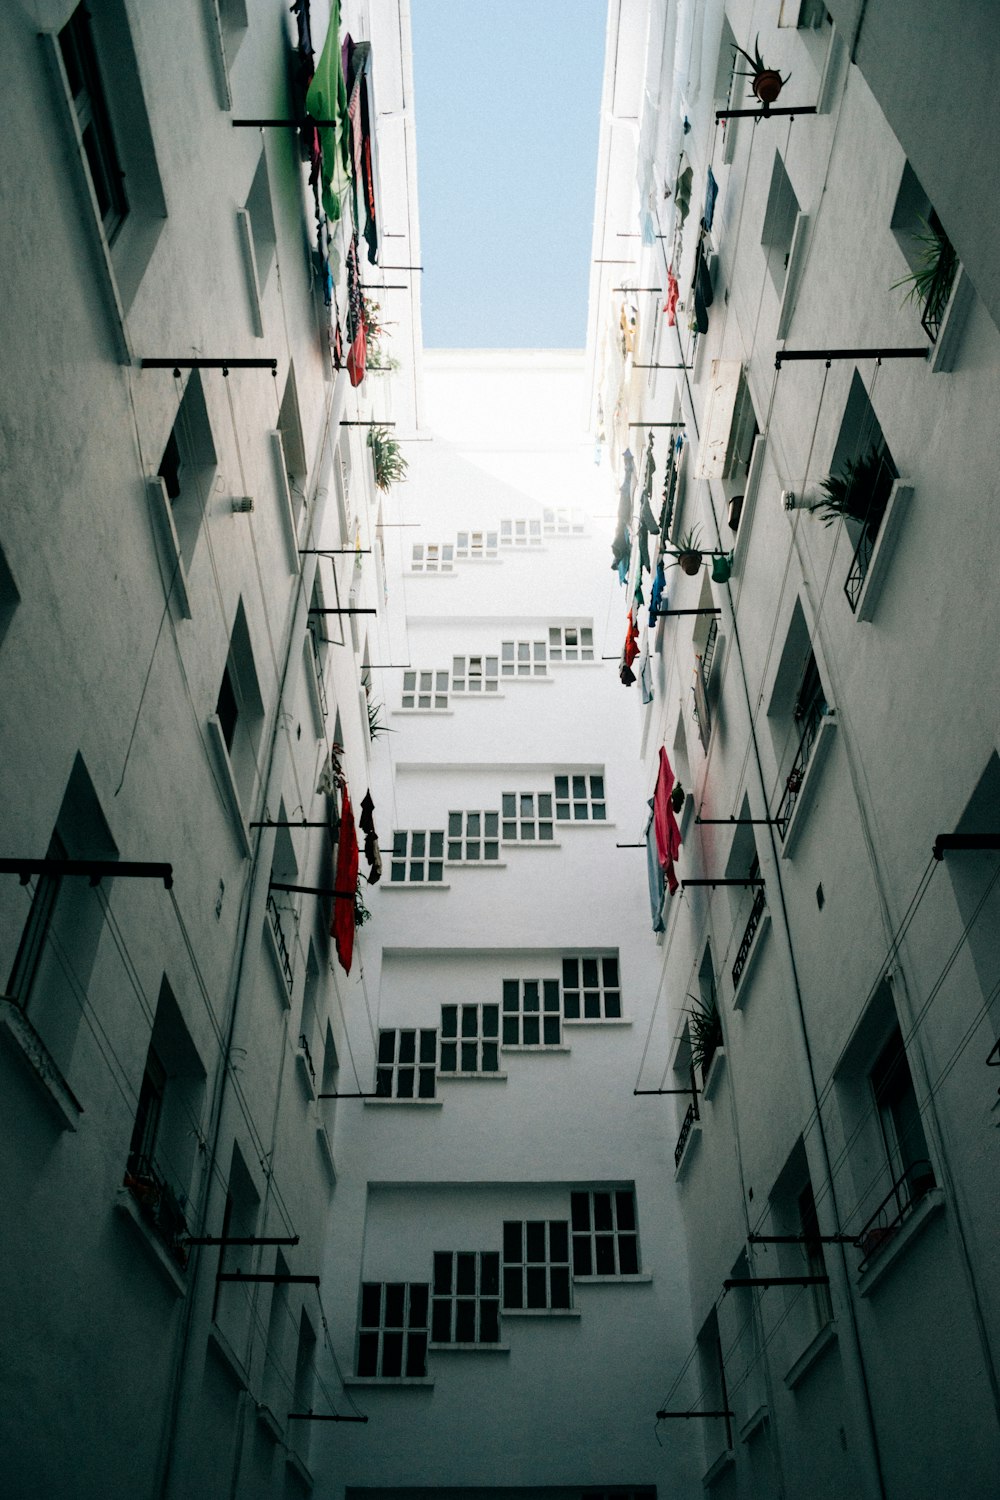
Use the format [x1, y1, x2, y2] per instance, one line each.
[407, 569, 459, 578]
[858, 1188, 945, 1297]
[304, 642, 327, 739]
[437, 1071, 508, 1082]
[206, 715, 252, 857]
[851, 480, 913, 623]
[702, 1449, 735, 1489]
[146, 476, 193, 619]
[381, 883, 451, 893]
[313, 1110, 337, 1183]
[428, 1341, 510, 1353]
[783, 1319, 838, 1390]
[392, 709, 457, 717]
[362, 1097, 443, 1108]
[499, 675, 553, 687]
[255, 1402, 285, 1444]
[573, 1273, 652, 1285]
[0, 997, 83, 1131]
[739, 1402, 769, 1442]
[208, 1323, 250, 1389]
[500, 840, 563, 850]
[780, 715, 837, 859]
[674, 1119, 703, 1181]
[501, 1307, 581, 1319]
[563, 1017, 631, 1028]
[114, 1188, 188, 1297]
[285, 1449, 313, 1491]
[501, 1044, 571, 1054]
[295, 1047, 317, 1101]
[268, 430, 302, 572]
[343, 1374, 435, 1387]
[701, 1046, 727, 1100]
[444, 861, 508, 870]
[930, 265, 975, 375]
[264, 914, 294, 1007]
[555, 821, 615, 830]
[732, 913, 771, 1010]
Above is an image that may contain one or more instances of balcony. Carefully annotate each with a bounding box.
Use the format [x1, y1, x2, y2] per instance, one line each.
[776, 703, 837, 855]
[732, 885, 767, 995]
[674, 1099, 702, 1178]
[266, 892, 294, 996]
[857, 1158, 936, 1274]
[123, 1152, 189, 1271]
[842, 449, 903, 615]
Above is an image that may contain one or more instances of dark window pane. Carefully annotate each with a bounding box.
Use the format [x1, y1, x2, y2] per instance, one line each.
[564, 992, 580, 1019]
[409, 1284, 428, 1325]
[375, 1067, 392, 1097]
[616, 1191, 636, 1231]
[397, 1067, 414, 1098]
[432, 1299, 451, 1343]
[461, 1042, 477, 1071]
[377, 1032, 396, 1064]
[441, 1006, 457, 1038]
[619, 1235, 639, 1274]
[420, 1030, 437, 1063]
[428, 862, 443, 881]
[503, 1267, 522, 1308]
[591, 776, 605, 798]
[571, 1193, 590, 1231]
[555, 777, 569, 798]
[456, 1253, 476, 1294]
[503, 979, 519, 1011]
[573, 1235, 592, 1276]
[562, 958, 578, 987]
[405, 1332, 427, 1377]
[593, 1192, 613, 1231]
[461, 1006, 478, 1037]
[448, 812, 462, 836]
[523, 1016, 539, 1045]
[582, 958, 599, 987]
[525, 1221, 546, 1262]
[544, 980, 560, 1011]
[361, 1283, 382, 1327]
[503, 1222, 522, 1260]
[538, 794, 553, 817]
[572, 776, 586, 798]
[523, 981, 539, 1011]
[605, 992, 622, 1018]
[483, 1005, 499, 1037]
[480, 1299, 500, 1343]
[543, 1016, 560, 1045]
[382, 1332, 403, 1376]
[434, 1253, 452, 1294]
[398, 1032, 416, 1064]
[526, 1266, 547, 1308]
[503, 1017, 519, 1045]
[603, 956, 619, 986]
[455, 1300, 476, 1342]
[481, 1253, 500, 1295]
[417, 1067, 435, 1098]
[482, 1042, 499, 1071]
[440, 1042, 457, 1072]
[357, 1332, 378, 1376]
[595, 1235, 616, 1274]
[411, 832, 426, 856]
[429, 832, 444, 857]
[550, 1267, 570, 1308]
[384, 1284, 405, 1326]
[593, 803, 606, 820]
[549, 1221, 569, 1262]
[584, 991, 601, 1018]
[502, 793, 516, 817]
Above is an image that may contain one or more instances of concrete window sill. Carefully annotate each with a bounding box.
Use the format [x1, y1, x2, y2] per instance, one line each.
[437, 1071, 508, 1082]
[780, 714, 837, 859]
[428, 1341, 510, 1353]
[381, 883, 452, 893]
[285, 1449, 313, 1490]
[0, 998, 83, 1131]
[674, 1119, 703, 1181]
[858, 1188, 945, 1297]
[783, 1319, 838, 1391]
[739, 1403, 769, 1442]
[573, 1273, 653, 1286]
[501, 1044, 571, 1054]
[563, 1018, 632, 1028]
[255, 1402, 284, 1444]
[502, 1307, 581, 1319]
[362, 1097, 443, 1108]
[114, 1188, 188, 1297]
[701, 1449, 735, 1489]
[701, 1046, 726, 1101]
[732, 913, 771, 1010]
[208, 1323, 250, 1389]
[343, 1374, 435, 1387]
[851, 480, 913, 623]
[206, 715, 252, 858]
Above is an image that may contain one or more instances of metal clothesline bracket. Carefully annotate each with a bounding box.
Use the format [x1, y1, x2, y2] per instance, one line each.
[932, 833, 1000, 861]
[715, 104, 817, 119]
[696, 816, 783, 826]
[748, 1233, 860, 1247]
[340, 419, 396, 426]
[680, 878, 765, 888]
[316, 1091, 377, 1099]
[269, 881, 355, 901]
[0, 858, 173, 890]
[723, 1275, 830, 1291]
[308, 608, 378, 615]
[299, 548, 372, 556]
[629, 421, 686, 427]
[287, 1413, 369, 1424]
[656, 1410, 734, 1420]
[216, 1272, 320, 1285]
[775, 347, 928, 369]
[249, 821, 333, 830]
[183, 1234, 300, 1247]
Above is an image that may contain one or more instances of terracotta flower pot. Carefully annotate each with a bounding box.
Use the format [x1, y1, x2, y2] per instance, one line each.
[753, 70, 784, 105]
[678, 550, 703, 576]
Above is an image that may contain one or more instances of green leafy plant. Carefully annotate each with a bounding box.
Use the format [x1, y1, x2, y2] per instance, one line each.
[354, 879, 372, 926]
[685, 992, 723, 1078]
[666, 527, 704, 575]
[731, 35, 788, 108]
[366, 697, 394, 741]
[367, 425, 408, 491]
[891, 218, 957, 327]
[816, 447, 895, 536]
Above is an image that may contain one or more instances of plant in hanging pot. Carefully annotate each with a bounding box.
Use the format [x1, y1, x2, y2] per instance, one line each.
[666, 528, 704, 576]
[732, 36, 789, 113]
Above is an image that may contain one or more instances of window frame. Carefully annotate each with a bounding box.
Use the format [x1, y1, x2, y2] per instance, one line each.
[501, 978, 562, 1048]
[357, 1281, 429, 1378]
[446, 810, 500, 863]
[501, 639, 547, 678]
[501, 791, 554, 842]
[548, 624, 594, 662]
[440, 1002, 501, 1075]
[401, 669, 449, 711]
[561, 955, 622, 1021]
[389, 830, 445, 883]
[502, 1219, 572, 1310]
[570, 1189, 640, 1277]
[451, 655, 499, 694]
[375, 1028, 437, 1099]
[554, 773, 606, 823]
[431, 1251, 501, 1345]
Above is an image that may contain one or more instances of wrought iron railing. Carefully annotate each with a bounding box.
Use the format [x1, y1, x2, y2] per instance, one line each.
[732, 885, 767, 990]
[266, 892, 294, 992]
[856, 1158, 935, 1272]
[776, 701, 824, 837]
[843, 449, 898, 613]
[308, 624, 329, 719]
[123, 1152, 190, 1269]
[699, 1016, 723, 1084]
[918, 239, 958, 344]
[298, 1031, 316, 1086]
[701, 617, 720, 682]
[675, 1101, 698, 1169]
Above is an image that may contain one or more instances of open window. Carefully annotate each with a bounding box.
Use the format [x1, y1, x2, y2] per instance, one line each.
[825, 371, 900, 614]
[213, 1141, 261, 1347]
[768, 601, 834, 845]
[0, 540, 21, 651]
[239, 148, 277, 336]
[946, 755, 1000, 1060]
[156, 371, 217, 583]
[890, 163, 958, 343]
[213, 599, 265, 818]
[761, 150, 801, 296]
[768, 1139, 834, 1371]
[277, 365, 308, 521]
[696, 1307, 732, 1464]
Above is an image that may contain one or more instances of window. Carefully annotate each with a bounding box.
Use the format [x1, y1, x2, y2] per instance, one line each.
[59, 5, 128, 242]
[213, 1142, 261, 1342]
[375, 1029, 437, 1098]
[826, 372, 899, 613]
[723, 369, 759, 486]
[277, 365, 308, 516]
[947, 754, 1000, 1031]
[267, 812, 298, 993]
[306, 580, 329, 720]
[214, 600, 265, 812]
[452, 655, 498, 693]
[554, 773, 606, 822]
[761, 150, 801, 294]
[432, 1252, 501, 1344]
[697, 1308, 733, 1461]
[798, 1180, 834, 1328]
[0, 540, 19, 651]
[6, 755, 117, 1074]
[455, 530, 498, 559]
[501, 639, 547, 678]
[246, 149, 277, 293]
[292, 1310, 317, 1455]
[548, 625, 594, 661]
[502, 979, 561, 1046]
[447, 811, 500, 862]
[123, 978, 206, 1269]
[262, 1250, 290, 1410]
[502, 1220, 571, 1309]
[440, 1003, 500, 1074]
[389, 830, 444, 882]
[501, 792, 553, 842]
[500, 518, 541, 546]
[401, 670, 449, 710]
[157, 371, 217, 574]
[890, 165, 957, 343]
[571, 1190, 639, 1275]
[357, 1282, 429, 1377]
[410, 543, 453, 573]
[562, 956, 621, 1020]
[542, 507, 584, 536]
[870, 1027, 934, 1208]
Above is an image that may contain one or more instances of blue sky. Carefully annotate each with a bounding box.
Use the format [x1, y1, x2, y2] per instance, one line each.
[410, 0, 607, 349]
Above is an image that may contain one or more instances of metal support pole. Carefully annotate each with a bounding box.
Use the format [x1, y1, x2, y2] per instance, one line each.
[287, 1413, 369, 1423]
[232, 118, 339, 127]
[299, 548, 372, 556]
[715, 104, 817, 119]
[932, 833, 1000, 861]
[749, 1233, 860, 1246]
[633, 1087, 701, 1097]
[629, 421, 686, 427]
[696, 816, 783, 826]
[681, 878, 765, 888]
[269, 881, 355, 901]
[316, 1091, 377, 1099]
[340, 419, 396, 426]
[248, 821, 333, 830]
[656, 1410, 735, 1420]
[307, 608, 378, 615]
[216, 1272, 320, 1284]
[775, 347, 928, 369]
[183, 1235, 300, 1247]
[140, 358, 277, 372]
[632, 363, 692, 370]
[723, 1275, 830, 1289]
[0, 857, 173, 889]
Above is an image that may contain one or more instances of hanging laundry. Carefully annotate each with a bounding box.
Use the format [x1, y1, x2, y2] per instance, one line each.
[645, 798, 666, 932]
[612, 448, 637, 570]
[620, 661, 636, 687]
[712, 553, 733, 583]
[674, 164, 693, 224]
[704, 167, 719, 232]
[620, 298, 639, 356]
[649, 560, 666, 626]
[663, 268, 679, 327]
[639, 643, 654, 705]
[331, 786, 359, 972]
[359, 789, 382, 884]
[305, 0, 352, 222]
[652, 746, 682, 895]
[638, 523, 651, 575]
[623, 609, 640, 668]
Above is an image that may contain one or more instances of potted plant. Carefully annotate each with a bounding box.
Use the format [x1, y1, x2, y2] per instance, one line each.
[667, 528, 704, 576]
[685, 992, 724, 1084]
[891, 217, 958, 330]
[732, 36, 789, 114]
[816, 446, 895, 538]
[367, 426, 408, 491]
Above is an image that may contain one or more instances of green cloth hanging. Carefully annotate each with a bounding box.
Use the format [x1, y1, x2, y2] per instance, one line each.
[712, 553, 733, 583]
[306, 0, 352, 222]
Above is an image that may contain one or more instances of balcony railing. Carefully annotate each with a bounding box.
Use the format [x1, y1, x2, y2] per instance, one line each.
[857, 1158, 935, 1272]
[674, 1100, 698, 1169]
[732, 885, 767, 990]
[843, 449, 898, 613]
[918, 238, 958, 344]
[266, 892, 294, 993]
[123, 1152, 190, 1269]
[298, 1031, 316, 1087]
[308, 624, 329, 719]
[776, 699, 825, 837]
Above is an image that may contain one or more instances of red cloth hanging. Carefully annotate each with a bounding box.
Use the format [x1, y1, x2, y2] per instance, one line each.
[663, 268, 679, 327]
[652, 746, 682, 895]
[331, 787, 359, 972]
[623, 609, 640, 668]
[346, 326, 366, 386]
